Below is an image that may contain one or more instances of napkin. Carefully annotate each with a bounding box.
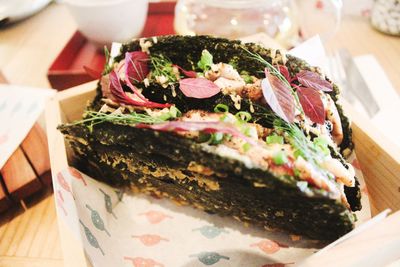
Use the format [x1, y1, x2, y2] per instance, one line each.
[0, 85, 55, 169]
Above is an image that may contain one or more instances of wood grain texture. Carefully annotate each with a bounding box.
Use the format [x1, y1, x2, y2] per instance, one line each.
[0, 193, 62, 266]
[0, 256, 63, 267]
[0, 148, 42, 201]
[20, 123, 52, 185]
[0, 184, 11, 213]
[0, 72, 12, 212]
[343, 101, 400, 215]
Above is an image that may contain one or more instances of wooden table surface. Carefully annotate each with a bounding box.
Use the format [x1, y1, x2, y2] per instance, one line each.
[0, 3, 399, 267]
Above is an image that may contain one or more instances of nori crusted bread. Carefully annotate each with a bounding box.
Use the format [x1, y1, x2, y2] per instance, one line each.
[59, 35, 361, 241]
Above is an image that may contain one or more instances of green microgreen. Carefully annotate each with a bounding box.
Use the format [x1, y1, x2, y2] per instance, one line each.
[150, 54, 178, 83]
[71, 105, 181, 132]
[266, 134, 284, 145]
[273, 150, 288, 165]
[242, 142, 251, 152]
[103, 46, 113, 74]
[240, 71, 253, 84]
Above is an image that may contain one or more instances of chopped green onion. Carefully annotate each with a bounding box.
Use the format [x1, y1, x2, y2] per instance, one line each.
[198, 132, 212, 143]
[293, 149, 304, 159]
[197, 50, 213, 71]
[214, 104, 229, 113]
[240, 71, 253, 84]
[266, 134, 284, 145]
[313, 137, 330, 156]
[294, 168, 301, 177]
[242, 143, 251, 152]
[243, 127, 257, 138]
[273, 150, 288, 165]
[210, 132, 224, 144]
[235, 111, 252, 122]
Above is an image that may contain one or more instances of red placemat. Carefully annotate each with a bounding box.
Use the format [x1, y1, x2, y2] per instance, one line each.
[47, 2, 176, 90]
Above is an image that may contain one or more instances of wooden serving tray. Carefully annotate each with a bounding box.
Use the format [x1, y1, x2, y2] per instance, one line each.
[0, 72, 51, 213]
[46, 82, 400, 266]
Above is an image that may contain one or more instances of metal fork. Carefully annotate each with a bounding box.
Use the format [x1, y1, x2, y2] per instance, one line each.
[326, 48, 379, 118]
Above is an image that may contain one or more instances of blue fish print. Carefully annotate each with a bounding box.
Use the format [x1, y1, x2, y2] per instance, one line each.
[86, 204, 110, 236]
[99, 188, 117, 219]
[79, 220, 105, 255]
[190, 251, 230, 265]
[193, 225, 228, 239]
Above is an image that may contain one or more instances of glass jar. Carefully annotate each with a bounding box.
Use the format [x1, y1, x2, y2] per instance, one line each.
[174, 0, 342, 48]
[371, 0, 400, 36]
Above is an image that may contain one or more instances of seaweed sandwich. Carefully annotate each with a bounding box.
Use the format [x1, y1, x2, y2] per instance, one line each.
[59, 35, 362, 241]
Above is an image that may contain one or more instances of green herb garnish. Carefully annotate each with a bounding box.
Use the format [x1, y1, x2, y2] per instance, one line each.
[214, 103, 229, 113]
[235, 111, 252, 122]
[242, 48, 303, 114]
[210, 132, 224, 145]
[197, 50, 213, 71]
[313, 137, 330, 156]
[266, 134, 284, 145]
[273, 150, 288, 165]
[72, 106, 181, 132]
[240, 71, 253, 84]
[150, 54, 177, 83]
[242, 142, 251, 152]
[103, 46, 113, 74]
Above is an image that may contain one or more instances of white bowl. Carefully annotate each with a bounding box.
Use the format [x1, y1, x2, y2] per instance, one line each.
[63, 0, 148, 47]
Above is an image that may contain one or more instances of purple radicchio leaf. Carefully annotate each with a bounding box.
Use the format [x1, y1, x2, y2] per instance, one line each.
[296, 70, 333, 92]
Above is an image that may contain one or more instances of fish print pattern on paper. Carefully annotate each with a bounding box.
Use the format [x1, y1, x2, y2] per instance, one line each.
[124, 256, 164, 267]
[131, 234, 169, 246]
[0, 100, 6, 112]
[26, 101, 38, 114]
[56, 191, 67, 216]
[79, 220, 105, 256]
[190, 252, 230, 266]
[99, 188, 117, 219]
[250, 239, 280, 254]
[115, 189, 124, 202]
[11, 101, 22, 115]
[57, 172, 74, 199]
[86, 204, 110, 236]
[68, 167, 87, 186]
[0, 133, 8, 145]
[139, 210, 172, 224]
[192, 225, 228, 239]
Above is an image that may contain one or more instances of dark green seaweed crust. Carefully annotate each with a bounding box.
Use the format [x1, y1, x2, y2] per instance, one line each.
[59, 122, 355, 241]
[60, 35, 361, 241]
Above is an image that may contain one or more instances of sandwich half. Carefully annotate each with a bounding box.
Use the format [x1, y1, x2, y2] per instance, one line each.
[59, 35, 361, 241]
